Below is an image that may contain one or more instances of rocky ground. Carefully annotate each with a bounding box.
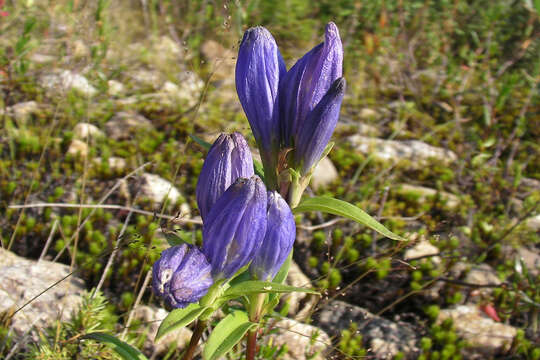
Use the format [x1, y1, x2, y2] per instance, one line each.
[0, 1, 539, 359]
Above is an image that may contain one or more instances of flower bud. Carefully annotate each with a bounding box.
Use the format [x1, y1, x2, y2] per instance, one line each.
[279, 22, 343, 149]
[250, 191, 295, 280]
[202, 176, 267, 279]
[295, 77, 346, 172]
[196, 132, 254, 221]
[236, 26, 286, 158]
[152, 244, 213, 308]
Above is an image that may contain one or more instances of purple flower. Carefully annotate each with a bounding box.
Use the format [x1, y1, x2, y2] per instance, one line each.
[295, 77, 346, 172]
[152, 244, 213, 308]
[280, 22, 343, 151]
[250, 191, 295, 280]
[202, 175, 268, 279]
[236, 27, 286, 157]
[196, 132, 254, 221]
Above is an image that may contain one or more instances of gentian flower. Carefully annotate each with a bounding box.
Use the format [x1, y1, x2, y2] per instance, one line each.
[236, 22, 345, 181]
[250, 191, 295, 280]
[294, 77, 345, 173]
[202, 175, 267, 279]
[196, 132, 254, 221]
[236, 27, 286, 187]
[152, 244, 213, 308]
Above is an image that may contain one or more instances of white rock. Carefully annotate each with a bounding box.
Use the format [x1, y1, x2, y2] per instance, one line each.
[140, 173, 181, 205]
[67, 139, 89, 157]
[464, 264, 501, 298]
[129, 69, 162, 89]
[41, 70, 97, 97]
[359, 108, 379, 120]
[107, 80, 125, 96]
[394, 183, 460, 209]
[310, 157, 338, 190]
[404, 237, 441, 265]
[284, 261, 317, 320]
[73, 122, 104, 140]
[266, 318, 330, 360]
[93, 156, 127, 172]
[0, 248, 86, 338]
[10, 101, 40, 124]
[438, 305, 517, 355]
[104, 112, 154, 140]
[348, 135, 457, 166]
[525, 214, 540, 232]
[30, 53, 55, 64]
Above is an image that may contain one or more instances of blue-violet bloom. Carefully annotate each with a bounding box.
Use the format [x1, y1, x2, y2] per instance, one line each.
[236, 27, 286, 169]
[152, 244, 213, 308]
[196, 132, 254, 221]
[202, 175, 268, 279]
[279, 22, 343, 153]
[295, 77, 346, 172]
[250, 191, 295, 280]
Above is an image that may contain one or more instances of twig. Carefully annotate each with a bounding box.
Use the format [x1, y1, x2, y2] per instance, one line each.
[8, 203, 202, 225]
[121, 270, 151, 340]
[39, 218, 58, 261]
[93, 207, 134, 298]
[297, 218, 344, 231]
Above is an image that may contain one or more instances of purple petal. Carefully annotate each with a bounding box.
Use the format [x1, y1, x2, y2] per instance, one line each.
[295, 77, 346, 173]
[196, 133, 253, 221]
[202, 176, 268, 279]
[250, 191, 295, 280]
[280, 22, 343, 148]
[236, 27, 286, 154]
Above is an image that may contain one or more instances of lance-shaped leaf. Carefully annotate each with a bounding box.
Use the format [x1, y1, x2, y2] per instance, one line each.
[202, 176, 268, 279]
[236, 27, 286, 154]
[196, 132, 254, 221]
[295, 77, 345, 173]
[203, 311, 256, 360]
[250, 191, 295, 280]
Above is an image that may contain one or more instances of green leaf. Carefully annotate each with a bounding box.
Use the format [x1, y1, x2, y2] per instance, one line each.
[189, 133, 265, 178]
[203, 311, 256, 360]
[83, 332, 148, 360]
[155, 303, 209, 342]
[223, 280, 318, 300]
[293, 196, 405, 241]
[272, 250, 292, 285]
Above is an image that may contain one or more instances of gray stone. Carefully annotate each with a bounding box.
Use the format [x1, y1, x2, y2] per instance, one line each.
[315, 301, 419, 359]
[394, 184, 460, 210]
[348, 135, 457, 166]
[266, 318, 330, 360]
[104, 112, 154, 140]
[525, 214, 540, 232]
[93, 156, 127, 173]
[438, 305, 517, 356]
[517, 246, 539, 276]
[9, 101, 40, 124]
[140, 173, 183, 207]
[404, 236, 441, 265]
[0, 248, 86, 338]
[463, 264, 501, 298]
[73, 122, 104, 140]
[67, 139, 89, 157]
[107, 80, 125, 97]
[41, 70, 97, 97]
[132, 305, 192, 356]
[310, 157, 338, 190]
[283, 261, 317, 320]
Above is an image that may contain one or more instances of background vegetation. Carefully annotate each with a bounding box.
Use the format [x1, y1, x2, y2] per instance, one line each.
[0, 0, 539, 359]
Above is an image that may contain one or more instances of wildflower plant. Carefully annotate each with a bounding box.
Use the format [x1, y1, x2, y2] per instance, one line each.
[92, 22, 404, 360]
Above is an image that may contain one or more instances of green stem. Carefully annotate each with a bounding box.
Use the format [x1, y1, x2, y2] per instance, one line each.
[182, 320, 206, 360]
[246, 293, 267, 360]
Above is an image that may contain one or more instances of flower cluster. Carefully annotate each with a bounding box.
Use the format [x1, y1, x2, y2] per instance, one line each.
[152, 23, 344, 309]
[153, 133, 296, 307]
[236, 22, 345, 190]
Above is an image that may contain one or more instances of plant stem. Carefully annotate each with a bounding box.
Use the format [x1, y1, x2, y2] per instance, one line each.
[182, 320, 206, 360]
[246, 329, 258, 360]
[246, 293, 267, 360]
